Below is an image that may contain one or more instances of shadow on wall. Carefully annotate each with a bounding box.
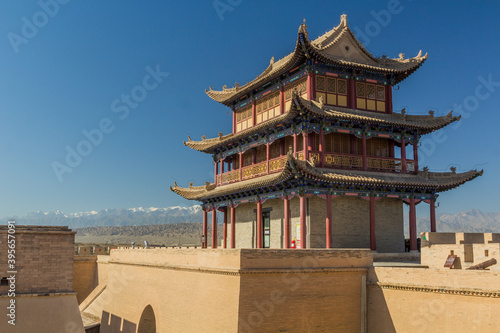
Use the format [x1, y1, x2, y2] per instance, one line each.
[100, 311, 137, 333]
[367, 274, 397, 333]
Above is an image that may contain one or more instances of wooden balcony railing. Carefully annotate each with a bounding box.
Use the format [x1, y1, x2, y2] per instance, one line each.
[269, 156, 288, 173]
[217, 153, 416, 186]
[221, 170, 240, 184]
[242, 161, 267, 180]
[325, 153, 362, 169]
[368, 156, 415, 173]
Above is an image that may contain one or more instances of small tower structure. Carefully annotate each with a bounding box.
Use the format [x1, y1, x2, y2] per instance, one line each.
[171, 15, 482, 251]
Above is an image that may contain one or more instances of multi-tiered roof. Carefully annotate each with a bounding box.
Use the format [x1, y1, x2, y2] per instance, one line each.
[171, 15, 481, 208]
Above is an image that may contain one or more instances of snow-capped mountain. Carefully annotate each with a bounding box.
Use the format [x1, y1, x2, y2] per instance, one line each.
[7, 206, 204, 229]
[5, 207, 500, 233]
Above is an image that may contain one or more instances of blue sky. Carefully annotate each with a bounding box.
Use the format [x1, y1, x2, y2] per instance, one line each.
[0, 0, 499, 218]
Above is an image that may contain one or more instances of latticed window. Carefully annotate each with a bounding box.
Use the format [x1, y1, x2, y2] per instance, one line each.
[367, 138, 389, 157]
[284, 78, 307, 101]
[242, 150, 253, 167]
[236, 105, 253, 133]
[233, 154, 240, 169]
[356, 137, 363, 155]
[285, 136, 293, 154]
[356, 82, 386, 112]
[315, 75, 348, 107]
[296, 133, 304, 151]
[325, 133, 333, 152]
[256, 145, 267, 164]
[256, 91, 280, 125]
[270, 140, 281, 159]
[331, 133, 351, 154]
[314, 133, 320, 151]
[356, 82, 365, 98]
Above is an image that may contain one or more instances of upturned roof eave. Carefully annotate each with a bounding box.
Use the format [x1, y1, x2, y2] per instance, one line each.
[206, 15, 428, 105]
[170, 155, 483, 201]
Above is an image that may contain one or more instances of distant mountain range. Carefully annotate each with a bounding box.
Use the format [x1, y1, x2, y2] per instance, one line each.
[5, 206, 203, 229]
[4, 207, 500, 234]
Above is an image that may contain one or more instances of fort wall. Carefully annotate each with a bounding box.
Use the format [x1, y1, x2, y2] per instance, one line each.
[82, 248, 372, 332]
[0, 225, 84, 333]
[368, 266, 500, 333]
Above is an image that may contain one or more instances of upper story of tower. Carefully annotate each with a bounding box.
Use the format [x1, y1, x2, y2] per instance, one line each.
[205, 15, 428, 134]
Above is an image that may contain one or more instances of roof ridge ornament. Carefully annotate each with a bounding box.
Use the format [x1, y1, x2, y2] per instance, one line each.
[318, 95, 325, 108]
[340, 14, 348, 27]
[428, 110, 435, 117]
[450, 166, 457, 174]
[299, 18, 308, 36]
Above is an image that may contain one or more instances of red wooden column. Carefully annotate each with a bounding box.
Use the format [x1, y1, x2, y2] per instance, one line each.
[280, 140, 285, 156]
[230, 206, 236, 248]
[279, 85, 285, 114]
[349, 79, 356, 109]
[212, 209, 217, 249]
[214, 161, 219, 185]
[220, 159, 225, 174]
[293, 132, 298, 156]
[222, 207, 227, 248]
[239, 152, 243, 181]
[232, 109, 236, 133]
[401, 136, 407, 173]
[303, 131, 309, 161]
[307, 72, 314, 100]
[409, 198, 417, 251]
[319, 128, 325, 167]
[362, 134, 368, 171]
[413, 140, 419, 172]
[202, 210, 208, 249]
[326, 194, 332, 248]
[266, 141, 270, 174]
[430, 199, 437, 232]
[256, 201, 263, 248]
[299, 195, 307, 249]
[284, 196, 291, 248]
[252, 98, 257, 127]
[369, 197, 376, 251]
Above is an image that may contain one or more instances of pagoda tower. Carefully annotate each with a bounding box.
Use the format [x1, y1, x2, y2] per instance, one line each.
[171, 15, 482, 252]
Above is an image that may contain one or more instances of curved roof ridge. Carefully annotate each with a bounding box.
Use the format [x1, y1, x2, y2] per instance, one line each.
[298, 96, 460, 133]
[312, 14, 348, 48]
